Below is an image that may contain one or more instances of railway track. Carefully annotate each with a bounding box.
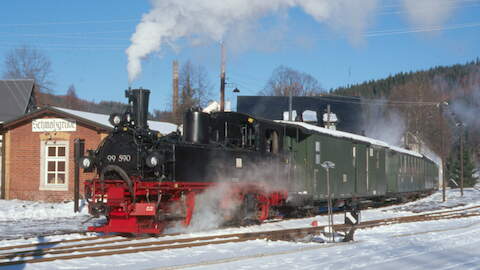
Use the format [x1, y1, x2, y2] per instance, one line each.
[2, 205, 480, 267]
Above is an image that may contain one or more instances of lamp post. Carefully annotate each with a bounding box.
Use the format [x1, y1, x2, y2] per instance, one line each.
[288, 87, 293, 121]
[321, 160, 335, 242]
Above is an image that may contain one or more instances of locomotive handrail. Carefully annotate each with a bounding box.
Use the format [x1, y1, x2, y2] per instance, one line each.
[100, 165, 135, 202]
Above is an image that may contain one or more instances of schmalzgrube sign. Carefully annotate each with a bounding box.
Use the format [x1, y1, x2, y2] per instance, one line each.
[32, 118, 77, 132]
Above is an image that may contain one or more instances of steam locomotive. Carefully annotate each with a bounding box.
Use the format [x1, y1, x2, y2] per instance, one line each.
[81, 88, 439, 234]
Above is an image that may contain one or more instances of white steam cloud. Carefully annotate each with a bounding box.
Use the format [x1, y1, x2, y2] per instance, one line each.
[126, 0, 379, 82]
[362, 99, 406, 147]
[127, 0, 461, 82]
[402, 0, 457, 28]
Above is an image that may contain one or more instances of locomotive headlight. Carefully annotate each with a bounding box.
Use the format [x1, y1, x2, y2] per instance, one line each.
[149, 156, 158, 167]
[146, 153, 161, 168]
[80, 157, 93, 169]
[113, 115, 121, 125]
[109, 113, 122, 126]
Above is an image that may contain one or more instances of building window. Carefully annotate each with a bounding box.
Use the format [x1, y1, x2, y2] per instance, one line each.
[352, 146, 356, 167]
[315, 154, 321, 165]
[235, 157, 243, 168]
[46, 144, 66, 184]
[314, 141, 321, 165]
[40, 140, 69, 191]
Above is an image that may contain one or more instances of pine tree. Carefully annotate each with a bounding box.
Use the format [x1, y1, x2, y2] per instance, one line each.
[447, 146, 478, 188]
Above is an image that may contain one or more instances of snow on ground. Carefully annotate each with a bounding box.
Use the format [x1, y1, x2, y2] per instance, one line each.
[1, 188, 480, 269]
[0, 200, 101, 240]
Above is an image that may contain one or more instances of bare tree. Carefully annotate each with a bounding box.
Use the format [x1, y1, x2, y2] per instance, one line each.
[260, 65, 323, 96]
[2, 45, 54, 93]
[389, 78, 451, 158]
[65, 84, 86, 110]
[174, 60, 212, 123]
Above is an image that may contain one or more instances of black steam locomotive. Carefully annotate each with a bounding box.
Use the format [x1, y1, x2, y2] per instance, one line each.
[81, 89, 288, 233]
[81, 88, 438, 234]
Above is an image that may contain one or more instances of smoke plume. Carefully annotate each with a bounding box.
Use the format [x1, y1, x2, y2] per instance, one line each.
[126, 0, 379, 82]
[449, 67, 480, 129]
[362, 98, 406, 147]
[127, 0, 463, 82]
[402, 0, 457, 29]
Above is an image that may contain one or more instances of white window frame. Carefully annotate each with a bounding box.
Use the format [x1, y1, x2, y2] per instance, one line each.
[39, 140, 69, 191]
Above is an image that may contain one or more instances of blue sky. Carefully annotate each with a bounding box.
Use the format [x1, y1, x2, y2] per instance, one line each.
[0, 0, 479, 111]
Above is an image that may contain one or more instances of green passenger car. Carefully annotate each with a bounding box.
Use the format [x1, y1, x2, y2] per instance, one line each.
[281, 120, 439, 207]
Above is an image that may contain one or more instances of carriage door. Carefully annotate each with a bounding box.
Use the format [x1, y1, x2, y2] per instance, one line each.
[355, 144, 368, 196]
[313, 140, 325, 199]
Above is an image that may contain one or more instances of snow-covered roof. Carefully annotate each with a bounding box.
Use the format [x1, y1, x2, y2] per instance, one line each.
[277, 120, 423, 158]
[54, 107, 177, 135]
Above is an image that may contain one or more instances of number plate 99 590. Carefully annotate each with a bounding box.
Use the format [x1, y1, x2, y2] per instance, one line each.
[106, 154, 132, 162]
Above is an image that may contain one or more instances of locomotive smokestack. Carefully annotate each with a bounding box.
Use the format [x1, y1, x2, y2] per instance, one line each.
[125, 88, 150, 130]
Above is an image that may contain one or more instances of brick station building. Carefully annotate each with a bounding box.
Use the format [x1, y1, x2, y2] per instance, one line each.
[0, 106, 176, 202]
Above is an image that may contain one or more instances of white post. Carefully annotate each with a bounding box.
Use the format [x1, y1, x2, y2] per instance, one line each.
[322, 161, 335, 242]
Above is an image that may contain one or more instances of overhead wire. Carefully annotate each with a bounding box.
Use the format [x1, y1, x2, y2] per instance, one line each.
[312, 93, 441, 107]
[364, 22, 480, 38]
[0, 19, 139, 27]
[0, 1, 477, 50]
[2, 19, 479, 50]
[378, 0, 480, 10]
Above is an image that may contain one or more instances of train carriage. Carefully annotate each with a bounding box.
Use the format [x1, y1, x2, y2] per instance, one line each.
[281, 121, 389, 206]
[81, 88, 439, 234]
[280, 120, 438, 208]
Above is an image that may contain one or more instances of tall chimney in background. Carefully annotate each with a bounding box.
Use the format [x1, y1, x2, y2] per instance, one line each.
[172, 60, 179, 119]
[220, 42, 226, 112]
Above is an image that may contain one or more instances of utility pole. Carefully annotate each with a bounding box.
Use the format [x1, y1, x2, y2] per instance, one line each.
[440, 102, 446, 202]
[172, 60, 179, 121]
[460, 124, 464, 197]
[327, 104, 331, 129]
[220, 42, 226, 112]
[288, 87, 293, 121]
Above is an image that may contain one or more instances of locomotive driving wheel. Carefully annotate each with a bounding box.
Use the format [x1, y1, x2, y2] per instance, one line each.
[257, 194, 270, 221]
[241, 193, 270, 225]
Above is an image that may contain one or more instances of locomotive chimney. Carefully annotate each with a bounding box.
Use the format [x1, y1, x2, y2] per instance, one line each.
[125, 88, 150, 130]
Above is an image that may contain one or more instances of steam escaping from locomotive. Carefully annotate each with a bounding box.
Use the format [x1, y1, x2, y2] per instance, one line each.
[362, 98, 406, 147]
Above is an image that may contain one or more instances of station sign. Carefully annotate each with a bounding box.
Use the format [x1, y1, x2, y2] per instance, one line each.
[32, 118, 77, 132]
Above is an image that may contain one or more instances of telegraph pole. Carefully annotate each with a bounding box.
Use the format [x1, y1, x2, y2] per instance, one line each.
[288, 88, 293, 121]
[327, 104, 331, 129]
[220, 42, 226, 112]
[460, 124, 464, 197]
[440, 102, 446, 202]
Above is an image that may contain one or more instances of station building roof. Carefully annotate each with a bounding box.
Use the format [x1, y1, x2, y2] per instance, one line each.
[1, 106, 177, 135]
[0, 79, 36, 123]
